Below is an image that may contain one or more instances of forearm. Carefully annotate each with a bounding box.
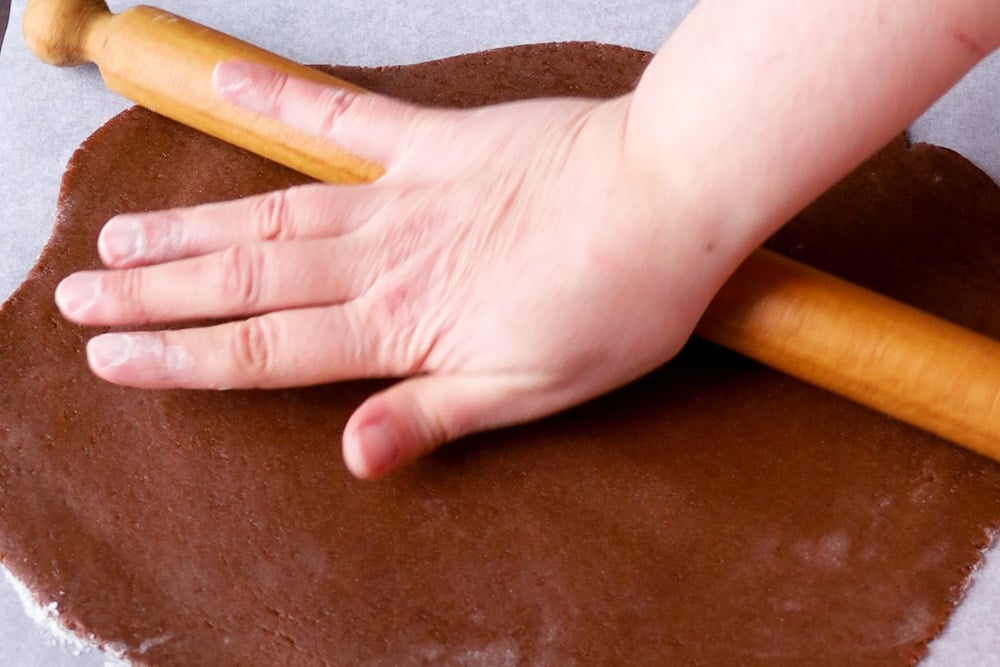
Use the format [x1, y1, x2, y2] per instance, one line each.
[627, 0, 1000, 260]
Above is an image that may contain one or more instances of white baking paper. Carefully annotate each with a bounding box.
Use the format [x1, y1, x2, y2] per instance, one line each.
[1, 1, 998, 664]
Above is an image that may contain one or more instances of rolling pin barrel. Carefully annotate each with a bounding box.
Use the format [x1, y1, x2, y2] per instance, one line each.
[696, 249, 1000, 461]
[22, 0, 383, 183]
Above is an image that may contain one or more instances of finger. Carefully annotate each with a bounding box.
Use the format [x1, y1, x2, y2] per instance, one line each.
[213, 60, 424, 167]
[83, 303, 401, 389]
[99, 183, 381, 268]
[341, 374, 554, 480]
[58, 237, 370, 326]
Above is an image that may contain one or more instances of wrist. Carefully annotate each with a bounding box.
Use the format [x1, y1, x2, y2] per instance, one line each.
[617, 87, 767, 293]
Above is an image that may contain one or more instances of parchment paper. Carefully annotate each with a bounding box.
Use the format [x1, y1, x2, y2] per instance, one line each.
[1, 1, 998, 664]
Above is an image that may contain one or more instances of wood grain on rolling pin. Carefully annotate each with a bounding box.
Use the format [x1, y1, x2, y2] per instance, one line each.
[698, 248, 1000, 462]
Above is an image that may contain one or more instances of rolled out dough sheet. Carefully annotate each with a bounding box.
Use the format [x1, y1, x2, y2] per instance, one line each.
[1, 1, 999, 665]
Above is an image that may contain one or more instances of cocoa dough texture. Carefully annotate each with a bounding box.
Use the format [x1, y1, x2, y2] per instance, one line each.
[1, 43, 999, 667]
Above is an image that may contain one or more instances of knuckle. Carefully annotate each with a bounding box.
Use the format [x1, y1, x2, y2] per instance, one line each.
[218, 244, 265, 310]
[229, 317, 278, 381]
[251, 191, 293, 241]
[407, 109, 452, 153]
[364, 282, 429, 374]
[410, 393, 452, 455]
[316, 88, 359, 137]
[257, 71, 290, 109]
[112, 268, 148, 319]
[152, 210, 187, 258]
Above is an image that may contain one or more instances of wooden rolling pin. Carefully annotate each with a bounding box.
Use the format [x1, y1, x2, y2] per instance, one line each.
[697, 250, 1000, 461]
[23, 1, 1000, 462]
[23, 0, 383, 184]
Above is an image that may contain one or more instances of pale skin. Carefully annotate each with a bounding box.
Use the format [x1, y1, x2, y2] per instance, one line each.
[54, 1, 1000, 478]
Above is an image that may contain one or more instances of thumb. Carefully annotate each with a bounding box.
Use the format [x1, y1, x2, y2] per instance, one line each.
[212, 60, 422, 168]
[342, 375, 548, 480]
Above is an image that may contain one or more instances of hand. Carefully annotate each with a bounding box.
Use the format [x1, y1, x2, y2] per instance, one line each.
[54, 61, 736, 479]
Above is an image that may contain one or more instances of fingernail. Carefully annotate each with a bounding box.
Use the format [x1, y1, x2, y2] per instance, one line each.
[87, 334, 194, 375]
[100, 215, 145, 264]
[213, 61, 253, 96]
[359, 421, 399, 476]
[55, 273, 100, 318]
[87, 334, 132, 370]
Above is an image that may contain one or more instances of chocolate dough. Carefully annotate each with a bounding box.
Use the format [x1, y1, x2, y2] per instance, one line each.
[1, 43, 999, 667]
[0, 2, 10, 53]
